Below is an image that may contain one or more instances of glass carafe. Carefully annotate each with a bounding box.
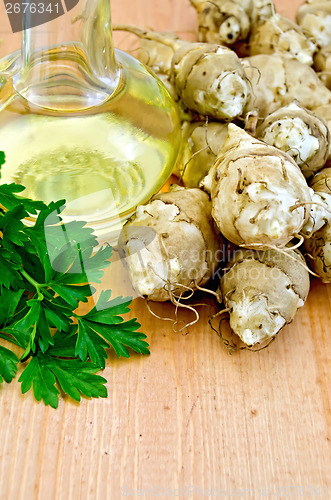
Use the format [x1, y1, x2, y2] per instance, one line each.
[0, 0, 181, 243]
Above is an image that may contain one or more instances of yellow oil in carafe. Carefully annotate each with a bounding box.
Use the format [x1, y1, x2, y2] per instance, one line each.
[0, 48, 181, 242]
[0, 111, 175, 218]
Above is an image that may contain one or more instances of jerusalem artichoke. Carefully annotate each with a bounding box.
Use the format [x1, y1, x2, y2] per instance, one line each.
[242, 54, 331, 116]
[220, 247, 310, 345]
[114, 3, 331, 348]
[249, 13, 317, 65]
[296, 0, 331, 48]
[312, 103, 331, 163]
[314, 43, 331, 89]
[118, 187, 222, 301]
[189, 0, 274, 47]
[256, 101, 330, 178]
[303, 167, 331, 282]
[113, 25, 251, 121]
[203, 124, 312, 248]
[174, 121, 228, 187]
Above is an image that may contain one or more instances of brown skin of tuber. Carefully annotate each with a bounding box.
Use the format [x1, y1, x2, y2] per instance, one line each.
[118, 188, 223, 302]
[255, 101, 330, 178]
[312, 104, 331, 164]
[173, 121, 228, 187]
[171, 42, 251, 120]
[314, 43, 331, 90]
[136, 32, 179, 76]
[113, 24, 251, 121]
[304, 168, 331, 282]
[242, 54, 331, 117]
[189, 0, 275, 48]
[190, 0, 251, 47]
[249, 14, 318, 65]
[296, 0, 331, 48]
[207, 124, 312, 249]
[220, 247, 310, 346]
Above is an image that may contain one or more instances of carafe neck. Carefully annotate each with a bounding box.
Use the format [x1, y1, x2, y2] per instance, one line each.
[14, 0, 120, 110]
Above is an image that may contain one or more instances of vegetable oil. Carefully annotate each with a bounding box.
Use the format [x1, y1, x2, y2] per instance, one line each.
[0, 51, 180, 240]
[0, 0, 181, 243]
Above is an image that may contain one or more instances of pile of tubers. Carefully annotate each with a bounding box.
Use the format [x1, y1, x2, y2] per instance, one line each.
[117, 0, 331, 349]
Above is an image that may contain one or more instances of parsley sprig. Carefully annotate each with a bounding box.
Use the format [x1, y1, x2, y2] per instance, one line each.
[0, 152, 149, 408]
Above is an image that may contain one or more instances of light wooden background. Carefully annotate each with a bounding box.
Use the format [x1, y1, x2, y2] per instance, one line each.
[0, 1, 330, 499]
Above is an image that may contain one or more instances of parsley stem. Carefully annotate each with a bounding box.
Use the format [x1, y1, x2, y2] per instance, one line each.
[20, 268, 40, 288]
[20, 269, 44, 300]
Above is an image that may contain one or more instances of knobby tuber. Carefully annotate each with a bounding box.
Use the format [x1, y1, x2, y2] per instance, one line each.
[314, 43, 331, 89]
[118, 187, 222, 302]
[219, 247, 310, 345]
[242, 54, 331, 116]
[115, 2, 331, 351]
[249, 13, 317, 65]
[189, 0, 274, 48]
[296, 0, 331, 48]
[312, 104, 331, 163]
[174, 121, 228, 187]
[202, 124, 312, 248]
[113, 24, 251, 121]
[135, 31, 179, 76]
[256, 101, 330, 178]
[303, 167, 331, 282]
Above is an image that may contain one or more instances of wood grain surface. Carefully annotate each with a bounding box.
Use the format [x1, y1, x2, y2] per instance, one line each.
[0, 1, 330, 499]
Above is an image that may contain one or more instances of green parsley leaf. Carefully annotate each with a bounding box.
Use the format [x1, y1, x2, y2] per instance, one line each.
[0, 205, 29, 248]
[0, 287, 24, 329]
[19, 354, 61, 408]
[19, 352, 107, 408]
[0, 183, 45, 214]
[0, 151, 5, 169]
[75, 290, 150, 366]
[45, 357, 108, 403]
[42, 298, 72, 333]
[47, 328, 77, 358]
[0, 254, 23, 289]
[75, 320, 109, 368]
[0, 346, 19, 384]
[0, 153, 149, 408]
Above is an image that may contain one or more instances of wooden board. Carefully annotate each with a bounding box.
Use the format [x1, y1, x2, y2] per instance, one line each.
[0, 1, 330, 499]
